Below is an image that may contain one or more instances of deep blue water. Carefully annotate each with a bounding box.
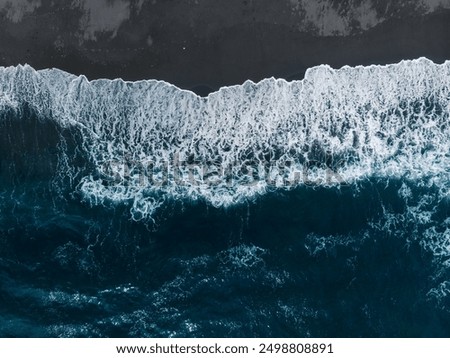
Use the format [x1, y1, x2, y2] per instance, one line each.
[0, 60, 450, 337]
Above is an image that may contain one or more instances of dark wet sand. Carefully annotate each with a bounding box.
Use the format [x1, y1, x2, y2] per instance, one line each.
[0, 3, 448, 95]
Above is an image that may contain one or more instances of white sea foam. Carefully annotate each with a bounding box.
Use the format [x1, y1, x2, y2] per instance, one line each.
[0, 58, 449, 218]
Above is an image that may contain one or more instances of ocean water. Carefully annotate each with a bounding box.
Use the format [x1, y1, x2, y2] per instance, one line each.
[0, 58, 450, 337]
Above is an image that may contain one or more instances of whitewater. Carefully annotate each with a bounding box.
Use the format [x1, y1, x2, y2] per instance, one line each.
[0, 57, 448, 220]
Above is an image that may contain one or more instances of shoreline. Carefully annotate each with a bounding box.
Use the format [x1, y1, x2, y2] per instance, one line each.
[2, 57, 445, 101]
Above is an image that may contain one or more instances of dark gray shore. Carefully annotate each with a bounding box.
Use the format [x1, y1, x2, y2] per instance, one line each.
[0, 1, 448, 94]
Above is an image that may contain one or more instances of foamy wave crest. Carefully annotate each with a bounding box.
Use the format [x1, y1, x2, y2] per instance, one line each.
[0, 58, 449, 218]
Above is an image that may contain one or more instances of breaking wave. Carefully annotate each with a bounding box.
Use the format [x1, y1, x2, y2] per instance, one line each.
[0, 58, 449, 219]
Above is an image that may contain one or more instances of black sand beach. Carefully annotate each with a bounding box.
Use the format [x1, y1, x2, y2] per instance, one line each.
[0, 1, 448, 94]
